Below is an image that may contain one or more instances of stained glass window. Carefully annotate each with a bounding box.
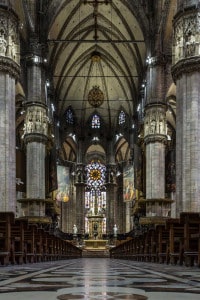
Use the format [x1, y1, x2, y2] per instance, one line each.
[85, 160, 107, 233]
[119, 110, 126, 125]
[65, 106, 74, 124]
[86, 160, 106, 187]
[91, 114, 100, 129]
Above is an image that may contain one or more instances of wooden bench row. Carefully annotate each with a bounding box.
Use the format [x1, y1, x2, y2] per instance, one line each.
[110, 213, 200, 267]
[0, 212, 82, 266]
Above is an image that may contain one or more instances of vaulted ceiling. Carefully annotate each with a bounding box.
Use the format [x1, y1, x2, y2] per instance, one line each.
[14, 0, 176, 163]
[46, 0, 148, 130]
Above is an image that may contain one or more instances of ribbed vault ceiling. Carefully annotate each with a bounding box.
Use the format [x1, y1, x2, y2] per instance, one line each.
[47, 0, 147, 130]
[14, 1, 176, 163]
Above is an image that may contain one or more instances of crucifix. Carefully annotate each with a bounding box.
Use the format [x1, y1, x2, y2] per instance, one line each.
[83, 0, 112, 41]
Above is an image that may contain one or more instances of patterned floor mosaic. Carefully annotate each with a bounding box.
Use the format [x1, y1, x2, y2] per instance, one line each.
[0, 258, 200, 299]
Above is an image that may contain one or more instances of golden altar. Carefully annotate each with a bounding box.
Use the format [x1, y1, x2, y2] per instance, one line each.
[84, 239, 108, 249]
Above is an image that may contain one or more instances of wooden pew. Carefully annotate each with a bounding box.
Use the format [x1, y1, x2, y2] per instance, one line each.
[39, 228, 48, 261]
[144, 228, 157, 262]
[0, 212, 15, 265]
[109, 214, 200, 268]
[166, 218, 184, 265]
[34, 227, 46, 262]
[150, 228, 158, 262]
[136, 234, 145, 261]
[10, 219, 28, 264]
[0, 212, 82, 266]
[110, 238, 131, 259]
[180, 213, 200, 267]
[45, 232, 57, 261]
[23, 223, 38, 263]
[156, 224, 170, 264]
[129, 238, 137, 260]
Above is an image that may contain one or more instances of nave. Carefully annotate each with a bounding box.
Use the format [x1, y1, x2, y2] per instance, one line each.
[0, 258, 200, 300]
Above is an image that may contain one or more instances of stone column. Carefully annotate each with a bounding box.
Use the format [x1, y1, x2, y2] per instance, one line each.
[75, 163, 85, 235]
[105, 172, 117, 235]
[125, 201, 132, 232]
[166, 149, 176, 217]
[106, 138, 117, 234]
[172, 2, 200, 214]
[73, 136, 86, 235]
[0, 7, 20, 212]
[141, 55, 171, 222]
[105, 164, 118, 234]
[18, 38, 50, 222]
[145, 104, 167, 199]
[116, 177, 125, 233]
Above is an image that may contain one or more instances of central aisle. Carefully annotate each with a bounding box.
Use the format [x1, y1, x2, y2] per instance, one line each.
[0, 258, 200, 299]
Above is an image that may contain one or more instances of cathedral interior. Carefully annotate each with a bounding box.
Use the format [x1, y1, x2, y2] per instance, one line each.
[1, 0, 200, 299]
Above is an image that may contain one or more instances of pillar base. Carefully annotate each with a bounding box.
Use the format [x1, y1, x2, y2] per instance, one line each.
[139, 216, 169, 226]
[17, 198, 47, 219]
[141, 198, 173, 218]
[17, 215, 52, 224]
[180, 212, 200, 222]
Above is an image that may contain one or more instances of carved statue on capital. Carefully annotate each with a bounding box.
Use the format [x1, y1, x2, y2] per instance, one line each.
[159, 116, 164, 134]
[186, 37, 195, 57]
[174, 13, 200, 64]
[0, 12, 19, 64]
[150, 117, 156, 134]
[7, 26, 18, 61]
[0, 29, 7, 56]
[29, 37, 42, 54]
[23, 106, 49, 136]
[174, 19, 184, 62]
[144, 108, 166, 137]
[0, 17, 7, 57]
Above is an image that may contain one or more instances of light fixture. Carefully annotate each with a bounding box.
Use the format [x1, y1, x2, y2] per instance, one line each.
[69, 133, 76, 142]
[167, 135, 171, 141]
[115, 133, 123, 141]
[146, 56, 152, 64]
[51, 103, 55, 112]
[33, 55, 39, 63]
[63, 194, 69, 202]
[137, 104, 141, 112]
[116, 170, 121, 177]
[16, 178, 24, 185]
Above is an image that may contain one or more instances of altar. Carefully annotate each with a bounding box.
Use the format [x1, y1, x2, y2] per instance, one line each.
[86, 214, 106, 239]
[84, 239, 108, 249]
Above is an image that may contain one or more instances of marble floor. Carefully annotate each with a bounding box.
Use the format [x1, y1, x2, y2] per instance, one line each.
[0, 258, 200, 299]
